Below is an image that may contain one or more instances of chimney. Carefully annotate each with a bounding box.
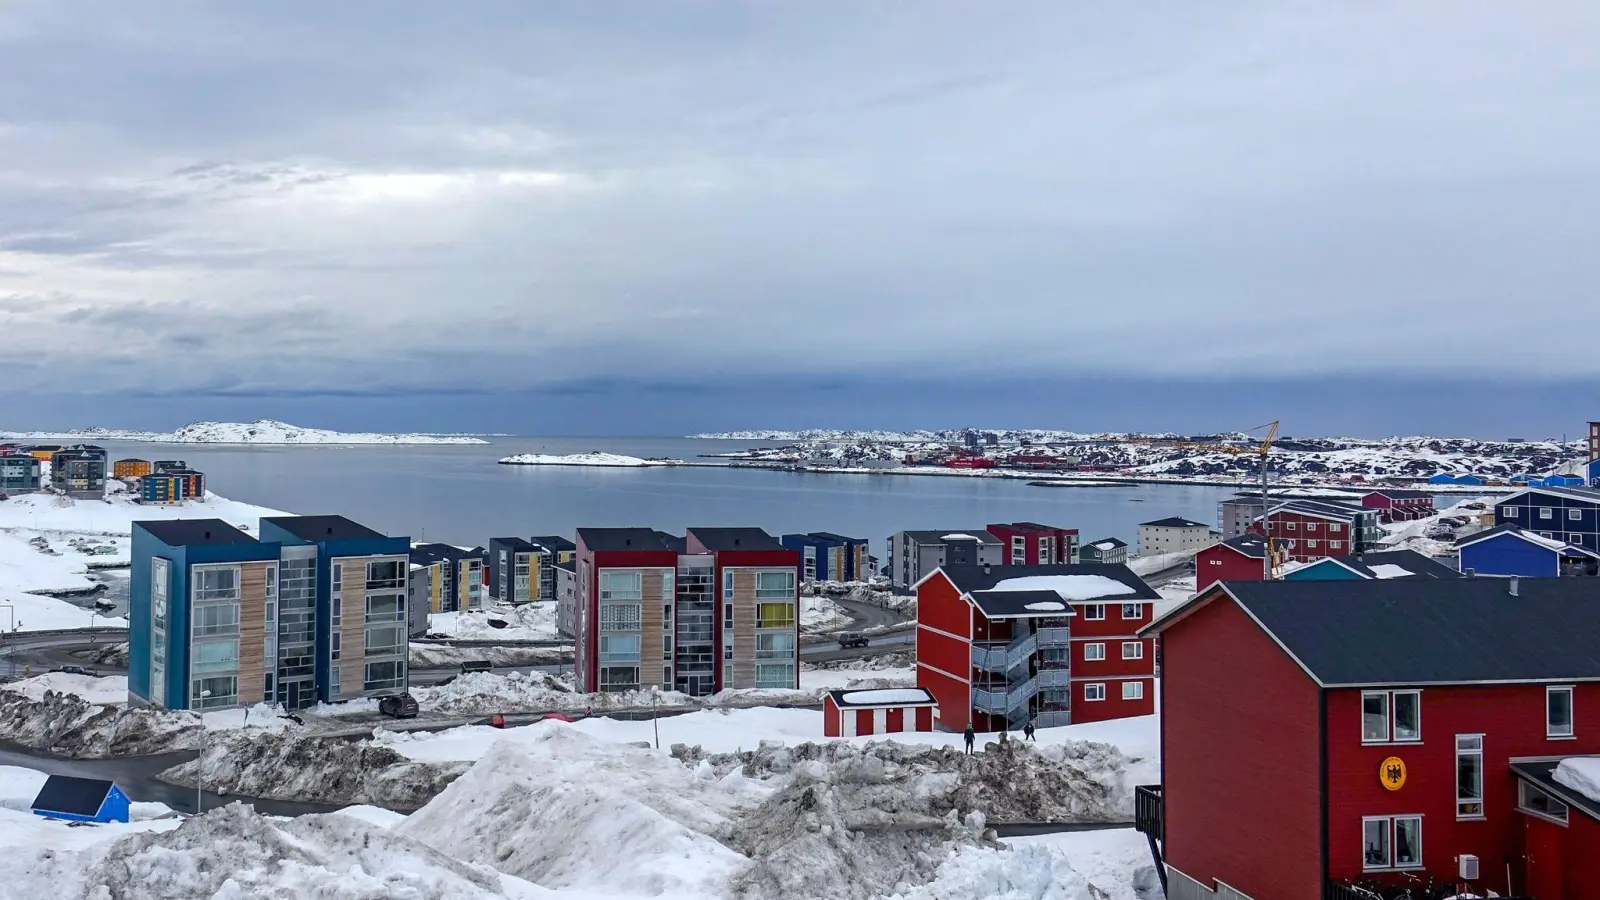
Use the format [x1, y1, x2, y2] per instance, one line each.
[1509, 576, 1520, 597]
[983, 563, 991, 575]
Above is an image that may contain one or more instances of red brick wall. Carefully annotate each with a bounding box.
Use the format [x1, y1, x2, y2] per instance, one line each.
[1161, 593, 1324, 899]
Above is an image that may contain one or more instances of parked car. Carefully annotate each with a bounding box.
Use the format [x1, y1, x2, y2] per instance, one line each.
[52, 665, 97, 677]
[459, 660, 492, 674]
[836, 632, 870, 649]
[378, 693, 419, 719]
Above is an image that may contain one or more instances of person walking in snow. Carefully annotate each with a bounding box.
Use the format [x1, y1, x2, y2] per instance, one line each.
[963, 723, 975, 755]
[1024, 718, 1036, 742]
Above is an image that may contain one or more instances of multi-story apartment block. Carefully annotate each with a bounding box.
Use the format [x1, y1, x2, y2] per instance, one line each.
[1250, 499, 1382, 562]
[51, 450, 106, 499]
[409, 543, 486, 612]
[780, 532, 871, 582]
[987, 522, 1080, 566]
[112, 458, 153, 479]
[0, 454, 42, 494]
[555, 558, 577, 637]
[887, 530, 1003, 590]
[1079, 537, 1129, 565]
[1136, 517, 1214, 556]
[257, 515, 412, 709]
[915, 563, 1160, 732]
[573, 527, 799, 697]
[487, 535, 576, 604]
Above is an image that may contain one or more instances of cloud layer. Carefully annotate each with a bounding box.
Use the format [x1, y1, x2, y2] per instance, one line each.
[2, 0, 1599, 400]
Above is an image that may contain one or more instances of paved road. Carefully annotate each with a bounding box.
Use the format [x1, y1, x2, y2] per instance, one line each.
[992, 821, 1135, 837]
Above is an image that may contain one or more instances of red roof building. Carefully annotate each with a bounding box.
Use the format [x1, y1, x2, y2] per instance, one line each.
[915, 563, 1160, 733]
[1139, 578, 1600, 900]
[1361, 489, 1437, 523]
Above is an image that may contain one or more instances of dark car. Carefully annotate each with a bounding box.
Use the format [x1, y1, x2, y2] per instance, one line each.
[52, 665, 97, 677]
[378, 693, 419, 719]
[837, 632, 870, 649]
[459, 660, 493, 674]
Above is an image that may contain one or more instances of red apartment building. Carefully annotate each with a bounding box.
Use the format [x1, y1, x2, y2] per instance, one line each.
[1193, 534, 1280, 593]
[986, 522, 1080, 566]
[573, 527, 799, 698]
[1249, 499, 1381, 563]
[915, 563, 1159, 732]
[1140, 578, 1600, 900]
[1361, 489, 1436, 523]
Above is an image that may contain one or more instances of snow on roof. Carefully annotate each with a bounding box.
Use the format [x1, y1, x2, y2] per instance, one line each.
[1024, 600, 1066, 611]
[941, 533, 983, 540]
[836, 688, 936, 707]
[1368, 564, 1414, 579]
[990, 574, 1137, 602]
[1553, 757, 1600, 804]
[1520, 530, 1571, 551]
[1094, 541, 1118, 550]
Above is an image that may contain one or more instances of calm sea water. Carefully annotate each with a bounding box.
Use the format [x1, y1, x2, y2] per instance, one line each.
[90, 437, 1243, 549]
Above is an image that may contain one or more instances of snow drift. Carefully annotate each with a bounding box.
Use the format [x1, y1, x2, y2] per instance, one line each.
[0, 689, 200, 757]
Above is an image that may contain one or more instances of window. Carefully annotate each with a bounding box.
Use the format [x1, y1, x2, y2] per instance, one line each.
[1084, 642, 1106, 661]
[331, 632, 341, 661]
[367, 559, 404, 589]
[1307, 540, 1319, 549]
[756, 632, 795, 659]
[1011, 535, 1025, 564]
[755, 663, 795, 688]
[365, 593, 405, 623]
[1037, 538, 1052, 565]
[363, 660, 406, 692]
[599, 665, 639, 692]
[1363, 690, 1420, 743]
[1548, 686, 1574, 737]
[1503, 506, 1519, 518]
[192, 639, 239, 674]
[192, 603, 240, 636]
[1122, 641, 1144, 660]
[1363, 816, 1422, 870]
[1571, 509, 1583, 521]
[599, 602, 642, 631]
[1519, 780, 1569, 824]
[755, 570, 795, 599]
[1120, 603, 1141, 620]
[365, 624, 405, 656]
[1083, 604, 1106, 621]
[194, 567, 239, 601]
[1573, 533, 1585, 544]
[190, 675, 237, 709]
[332, 563, 343, 593]
[1540, 508, 1553, 519]
[1329, 523, 1342, 533]
[723, 570, 734, 599]
[1330, 541, 1344, 550]
[328, 666, 340, 698]
[600, 571, 643, 601]
[1285, 521, 1297, 530]
[1456, 735, 1484, 818]
[151, 558, 169, 622]
[1084, 683, 1106, 701]
[1122, 681, 1144, 700]
[757, 602, 795, 629]
[1306, 522, 1318, 532]
[600, 633, 641, 662]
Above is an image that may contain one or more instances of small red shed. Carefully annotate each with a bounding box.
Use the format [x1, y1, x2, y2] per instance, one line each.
[1193, 534, 1280, 593]
[823, 688, 937, 737]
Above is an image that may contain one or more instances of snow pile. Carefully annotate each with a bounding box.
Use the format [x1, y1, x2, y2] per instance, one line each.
[881, 843, 1100, 900]
[941, 533, 985, 541]
[428, 603, 559, 641]
[0, 689, 200, 757]
[399, 728, 756, 896]
[410, 670, 695, 716]
[0, 419, 489, 444]
[0, 528, 101, 595]
[990, 575, 1137, 602]
[1553, 757, 1600, 803]
[160, 728, 468, 809]
[1025, 601, 1066, 611]
[0, 488, 287, 540]
[1368, 563, 1414, 579]
[410, 642, 568, 669]
[801, 594, 852, 633]
[1, 672, 128, 704]
[498, 452, 670, 467]
[801, 664, 916, 692]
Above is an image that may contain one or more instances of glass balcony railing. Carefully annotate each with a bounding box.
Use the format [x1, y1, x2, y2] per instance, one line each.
[1036, 668, 1073, 688]
[972, 677, 1038, 713]
[1035, 627, 1071, 647]
[971, 631, 1038, 672]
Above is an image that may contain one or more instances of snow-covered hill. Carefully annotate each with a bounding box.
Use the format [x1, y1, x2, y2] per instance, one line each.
[0, 419, 489, 444]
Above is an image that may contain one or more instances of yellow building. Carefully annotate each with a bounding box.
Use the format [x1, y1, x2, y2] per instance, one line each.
[113, 458, 153, 478]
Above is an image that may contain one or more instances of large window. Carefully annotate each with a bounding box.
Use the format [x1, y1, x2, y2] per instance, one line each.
[599, 633, 641, 663]
[757, 602, 795, 629]
[1083, 604, 1106, 621]
[191, 675, 237, 710]
[600, 602, 642, 631]
[365, 624, 405, 657]
[1122, 681, 1144, 700]
[194, 567, 239, 602]
[1362, 690, 1421, 743]
[755, 632, 795, 659]
[1011, 536, 1025, 564]
[1518, 780, 1569, 824]
[600, 571, 643, 601]
[363, 660, 406, 692]
[1084, 683, 1106, 701]
[755, 570, 795, 599]
[367, 559, 405, 589]
[1122, 641, 1144, 660]
[151, 558, 169, 620]
[365, 593, 405, 623]
[1548, 686, 1575, 737]
[755, 663, 794, 688]
[1084, 643, 1105, 661]
[1456, 735, 1484, 818]
[1120, 603, 1141, 620]
[1363, 815, 1422, 870]
[599, 665, 639, 692]
[193, 603, 240, 637]
[192, 639, 239, 674]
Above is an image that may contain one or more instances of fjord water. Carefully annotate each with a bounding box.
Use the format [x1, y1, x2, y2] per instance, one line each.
[89, 437, 1240, 547]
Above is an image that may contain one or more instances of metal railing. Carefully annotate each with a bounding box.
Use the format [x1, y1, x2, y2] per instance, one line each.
[971, 631, 1038, 672]
[1033, 710, 1071, 728]
[1134, 785, 1162, 837]
[972, 677, 1038, 713]
[1036, 668, 1073, 687]
[1035, 627, 1071, 647]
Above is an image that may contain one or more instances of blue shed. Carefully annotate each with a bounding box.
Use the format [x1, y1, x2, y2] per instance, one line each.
[1427, 473, 1458, 485]
[31, 775, 130, 824]
[1542, 474, 1585, 488]
[1456, 525, 1599, 578]
[1589, 458, 1600, 488]
[1453, 474, 1486, 486]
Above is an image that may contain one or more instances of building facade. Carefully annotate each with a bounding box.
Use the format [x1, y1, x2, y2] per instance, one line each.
[1078, 537, 1128, 564]
[554, 559, 577, 636]
[915, 563, 1159, 733]
[112, 458, 152, 479]
[1250, 499, 1381, 563]
[1193, 534, 1279, 593]
[1360, 489, 1436, 523]
[487, 536, 577, 605]
[887, 530, 1003, 590]
[780, 532, 871, 583]
[1137, 518, 1214, 556]
[823, 688, 937, 737]
[0, 454, 41, 494]
[573, 527, 799, 697]
[986, 522, 1079, 566]
[1142, 578, 1600, 900]
[410, 543, 486, 612]
[1456, 524, 1599, 578]
[51, 450, 106, 499]
[1493, 486, 1600, 554]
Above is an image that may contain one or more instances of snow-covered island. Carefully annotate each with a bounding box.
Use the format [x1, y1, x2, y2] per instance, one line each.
[0, 419, 489, 445]
[498, 451, 679, 467]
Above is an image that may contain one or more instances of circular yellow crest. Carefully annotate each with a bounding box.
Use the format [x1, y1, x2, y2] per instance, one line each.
[1379, 756, 1407, 791]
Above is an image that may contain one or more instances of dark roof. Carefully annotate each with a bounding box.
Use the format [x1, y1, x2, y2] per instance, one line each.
[577, 527, 679, 552]
[1364, 489, 1432, 500]
[1139, 517, 1210, 529]
[826, 688, 937, 709]
[969, 589, 1081, 618]
[1498, 485, 1600, 505]
[990, 521, 1067, 534]
[808, 531, 864, 543]
[1217, 534, 1272, 559]
[489, 536, 538, 551]
[1190, 579, 1600, 686]
[900, 529, 1000, 545]
[1086, 537, 1128, 550]
[410, 542, 482, 564]
[554, 558, 576, 573]
[264, 515, 386, 542]
[528, 535, 576, 552]
[136, 519, 257, 547]
[1336, 550, 1462, 580]
[688, 527, 782, 552]
[936, 563, 1160, 601]
[32, 775, 114, 816]
[1510, 759, 1600, 824]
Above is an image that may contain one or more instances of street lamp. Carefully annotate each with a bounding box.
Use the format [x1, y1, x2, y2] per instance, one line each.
[0, 605, 13, 678]
[196, 689, 211, 814]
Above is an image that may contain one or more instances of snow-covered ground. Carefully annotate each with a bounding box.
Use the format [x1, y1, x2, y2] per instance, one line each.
[800, 594, 851, 633]
[0, 419, 488, 444]
[799, 663, 916, 692]
[0, 672, 128, 705]
[497, 452, 673, 467]
[429, 603, 560, 641]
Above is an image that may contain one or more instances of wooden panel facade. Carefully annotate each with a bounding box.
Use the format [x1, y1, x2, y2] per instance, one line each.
[236, 561, 271, 705]
[730, 570, 757, 687]
[336, 557, 367, 699]
[639, 570, 668, 689]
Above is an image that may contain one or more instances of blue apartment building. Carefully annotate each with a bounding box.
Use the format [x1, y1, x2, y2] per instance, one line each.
[130, 515, 411, 711]
[781, 532, 870, 582]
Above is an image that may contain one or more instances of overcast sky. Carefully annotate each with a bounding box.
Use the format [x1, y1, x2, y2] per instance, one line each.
[2, 2, 1597, 435]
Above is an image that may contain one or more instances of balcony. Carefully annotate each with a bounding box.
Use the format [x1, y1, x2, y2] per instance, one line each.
[971, 631, 1038, 673]
[1035, 627, 1071, 647]
[1033, 710, 1071, 728]
[973, 677, 1037, 714]
[1134, 785, 1162, 837]
[1036, 668, 1072, 688]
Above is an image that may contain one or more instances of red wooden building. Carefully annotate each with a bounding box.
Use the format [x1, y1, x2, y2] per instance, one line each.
[1140, 577, 1600, 900]
[1193, 534, 1281, 593]
[986, 522, 1080, 566]
[1249, 499, 1379, 563]
[1361, 489, 1437, 523]
[823, 688, 937, 737]
[915, 563, 1160, 733]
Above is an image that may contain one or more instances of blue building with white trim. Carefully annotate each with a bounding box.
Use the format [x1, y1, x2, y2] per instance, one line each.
[780, 532, 870, 582]
[1282, 549, 1462, 582]
[31, 776, 130, 824]
[1492, 485, 1600, 553]
[1456, 523, 1600, 578]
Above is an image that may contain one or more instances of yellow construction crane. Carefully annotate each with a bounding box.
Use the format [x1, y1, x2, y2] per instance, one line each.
[1214, 421, 1281, 578]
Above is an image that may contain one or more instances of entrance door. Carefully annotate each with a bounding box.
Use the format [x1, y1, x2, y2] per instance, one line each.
[1524, 813, 1565, 900]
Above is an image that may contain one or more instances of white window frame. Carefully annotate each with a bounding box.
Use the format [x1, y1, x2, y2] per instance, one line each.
[1330, 540, 1344, 550]
[1083, 603, 1106, 621]
[1307, 540, 1319, 549]
[1329, 523, 1343, 533]
[1362, 689, 1421, 744]
[1570, 508, 1583, 521]
[1455, 734, 1484, 819]
[1362, 815, 1423, 871]
[1547, 685, 1575, 738]
[1120, 603, 1140, 620]
[1084, 682, 1106, 701]
[1518, 780, 1570, 825]
[1503, 506, 1519, 518]
[1392, 690, 1421, 742]
[1306, 522, 1318, 532]
[1122, 641, 1144, 660]
[1122, 681, 1144, 700]
[1084, 642, 1106, 661]
[1540, 507, 1553, 520]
